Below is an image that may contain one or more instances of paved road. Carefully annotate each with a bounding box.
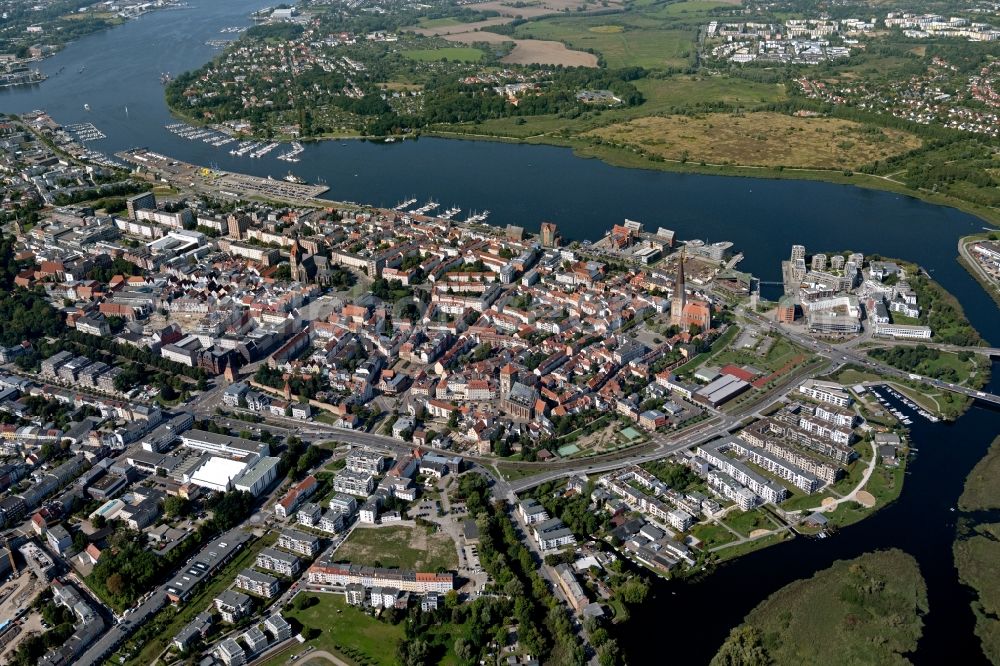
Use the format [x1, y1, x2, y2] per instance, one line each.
[75, 526, 250, 666]
[740, 309, 1000, 407]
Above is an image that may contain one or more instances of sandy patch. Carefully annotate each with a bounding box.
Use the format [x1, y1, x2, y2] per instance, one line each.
[855, 491, 876, 508]
[502, 40, 598, 67]
[821, 497, 838, 508]
[749, 529, 771, 538]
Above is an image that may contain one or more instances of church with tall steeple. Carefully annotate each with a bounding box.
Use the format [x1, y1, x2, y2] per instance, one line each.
[670, 248, 687, 326]
[670, 248, 711, 332]
[288, 236, 332, 285]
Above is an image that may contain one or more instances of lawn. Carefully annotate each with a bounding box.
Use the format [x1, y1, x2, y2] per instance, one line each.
[864, 462, 905, 507]
[831, 366, 881, 384]
[403, 47, 484, 63]
[267, 593, 405, 666]
[674, 324, 741, 376]
[721, 508, 774, 537]
[713, 531, 790, 561]
[829, 454, 868, 496]
[587, 113, 922, 170]
[780, 489, 835, 513]
[494, 463, 542, 482]
[707, 335, 804, 376]
[333, 524, 458, 571]
[690, 522, 737, 548]
[712, 550, 928, 665]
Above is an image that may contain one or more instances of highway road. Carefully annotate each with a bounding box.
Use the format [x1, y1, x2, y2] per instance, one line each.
[740, 309, 1000, 407]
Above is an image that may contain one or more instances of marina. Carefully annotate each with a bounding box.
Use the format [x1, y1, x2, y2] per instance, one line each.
[277, 141, 304, 162]
[165, 123, 236, 147]
[64, 122, 106, 142]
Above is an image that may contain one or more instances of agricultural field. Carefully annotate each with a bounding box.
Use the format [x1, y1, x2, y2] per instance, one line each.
[511, 17, 696, 69]
[501, 40, 599, 67]
[403, 46, 485, 62]
[333, 524, 458, 571]
[712, 550, 928, 666]
[587, 113, 923, 169]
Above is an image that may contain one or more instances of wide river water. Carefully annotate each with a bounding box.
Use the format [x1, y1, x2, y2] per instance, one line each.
[2, 1, 999, 662]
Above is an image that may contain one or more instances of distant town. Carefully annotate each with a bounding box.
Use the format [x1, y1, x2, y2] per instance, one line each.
[0, 104, 995, 666]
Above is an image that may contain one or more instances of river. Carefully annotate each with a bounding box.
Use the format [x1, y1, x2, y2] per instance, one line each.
[2, 1, 999, 662]
[618, 372, 1000, 665]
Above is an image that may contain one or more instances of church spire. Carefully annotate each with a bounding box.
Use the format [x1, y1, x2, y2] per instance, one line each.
[670, 247, 687, 327]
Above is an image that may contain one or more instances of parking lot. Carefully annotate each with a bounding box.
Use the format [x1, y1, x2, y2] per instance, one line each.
[0, 571, 44, 661]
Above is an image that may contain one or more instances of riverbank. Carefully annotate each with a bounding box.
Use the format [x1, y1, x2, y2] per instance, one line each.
[421, 128, 1000, 229]
[954, 436, 1000, 665]
[958, 234, 1000, 309]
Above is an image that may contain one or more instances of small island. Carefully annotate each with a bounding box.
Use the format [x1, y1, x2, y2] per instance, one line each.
[954, 436, 1000, 665]
[711, 549, 928, 665]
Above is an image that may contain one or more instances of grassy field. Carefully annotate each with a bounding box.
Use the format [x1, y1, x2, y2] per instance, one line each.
[713, 531, 790, 562]
[403, 46, 484, 62]
[635, 75, 787, 109]
[870, 346, 988, 388]
[416, 17, 466, 28]
[721, 508, 774, 537]
[441, 75, 787, 141]
[333, 524, 458, 571]
[711, 549, 928, 666]
[779, 488, 834, 513]
[588, 112, 922, 170]
[960, 437, 1000, 511]
[512, 16, 695, 68]
[266, 593, 405, 666]
[690, 521, 737, 549]
[708, 336, 803, 375]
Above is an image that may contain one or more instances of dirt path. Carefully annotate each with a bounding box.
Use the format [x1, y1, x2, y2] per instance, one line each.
[302, 650, 352, 666]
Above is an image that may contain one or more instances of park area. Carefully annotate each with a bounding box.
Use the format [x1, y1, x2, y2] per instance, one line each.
[333, 524, 458, 571]
[587, 113, 922, 170]
[263, 593, 406, 666]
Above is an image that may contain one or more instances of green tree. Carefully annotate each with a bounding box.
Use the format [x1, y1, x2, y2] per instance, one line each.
[711, 625, 772, 666]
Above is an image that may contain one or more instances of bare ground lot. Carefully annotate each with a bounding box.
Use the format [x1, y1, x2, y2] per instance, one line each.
[587, 112, 923, 169]
[433, 30, 598, 67]
[411, 18, 512, 36]
[502, 39, 599, 67]
[407, 5, 603, 67]
[333, 524, 459, 571]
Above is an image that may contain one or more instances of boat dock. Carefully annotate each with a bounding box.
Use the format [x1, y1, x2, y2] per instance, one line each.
[116, 148, 329, 202]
